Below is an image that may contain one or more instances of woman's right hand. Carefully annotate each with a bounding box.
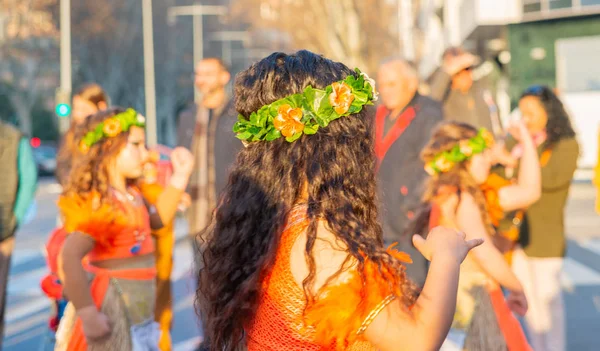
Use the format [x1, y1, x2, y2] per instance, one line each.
[507, 289, 528, 316]
[77, 305, 111, 341]
[413, 227, 484, 265]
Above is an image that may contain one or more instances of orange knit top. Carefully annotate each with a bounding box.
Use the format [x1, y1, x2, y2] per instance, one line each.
[245, 205, 412, 351]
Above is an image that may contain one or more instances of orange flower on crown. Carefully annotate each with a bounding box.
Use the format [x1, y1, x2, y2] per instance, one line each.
[329, 82, 354, 115]
[435, 157, 454, 172]
[481, 129, 495, 147]
[79, 140, 90, 154]
[102, 117, 122, 137]
[273, 104, 304, 138]
[459, 140, 473, 157]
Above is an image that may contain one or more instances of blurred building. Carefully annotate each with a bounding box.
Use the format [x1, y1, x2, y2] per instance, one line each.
[424, 0, 600, 172]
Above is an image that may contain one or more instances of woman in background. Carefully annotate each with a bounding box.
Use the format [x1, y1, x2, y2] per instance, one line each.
[510, 85, 579, 351]
[56, 83, 108, 185]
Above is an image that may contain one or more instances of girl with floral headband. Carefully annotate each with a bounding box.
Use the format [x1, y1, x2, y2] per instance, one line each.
[53, 107, 193, 351]
[408, 120, 541, 350]
[198, 50, 484, 351]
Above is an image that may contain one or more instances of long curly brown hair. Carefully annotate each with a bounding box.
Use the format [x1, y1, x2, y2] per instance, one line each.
[407, 122, 494, 238]
[61, 107, 132, 205]
[197, 50, 417, 350]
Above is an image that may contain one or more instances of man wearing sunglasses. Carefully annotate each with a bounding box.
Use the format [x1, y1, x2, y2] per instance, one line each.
[429, 47, 497, 134]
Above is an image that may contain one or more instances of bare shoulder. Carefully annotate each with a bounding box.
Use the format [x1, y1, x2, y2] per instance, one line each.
[290, 220, 356, 293]
[457, 192, 479, 214]
[457, 191, 484, 225]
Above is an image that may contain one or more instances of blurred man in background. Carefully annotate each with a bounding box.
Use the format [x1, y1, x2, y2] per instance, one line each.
[178, 58, 241, 239]
[429, 47, 501, 134]
[177, 57, 241, 351]
[376, 58, 444, 287]
[0, 121, 37, 346]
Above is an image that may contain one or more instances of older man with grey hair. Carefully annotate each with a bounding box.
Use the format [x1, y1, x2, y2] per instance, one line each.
[375, 58, 444, 287]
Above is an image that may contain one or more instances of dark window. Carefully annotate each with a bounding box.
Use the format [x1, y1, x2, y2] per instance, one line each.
[550, 0, 572, 9]
[523, 1, 542, 13]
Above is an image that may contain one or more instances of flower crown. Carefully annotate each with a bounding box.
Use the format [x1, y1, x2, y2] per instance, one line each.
[424, 128, 495, 175]
[233, 68, 378, 143]
[79, 108, 146, 153]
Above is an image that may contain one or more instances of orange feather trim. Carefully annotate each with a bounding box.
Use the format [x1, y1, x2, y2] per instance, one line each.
[302, 244, 411, 349]
[480, 173, 511, 227]
[57, 192, 128, 246]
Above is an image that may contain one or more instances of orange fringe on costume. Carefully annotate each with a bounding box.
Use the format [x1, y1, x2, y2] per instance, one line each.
[246, 206, 412, 351]
[480, 173, 511, 227]
[57, 192, 129, 246]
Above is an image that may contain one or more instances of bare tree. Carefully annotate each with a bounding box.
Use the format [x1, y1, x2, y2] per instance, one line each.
[0, 0, 59, 135]
[71, 0, 187, 145]
[230, 0, 402, 74]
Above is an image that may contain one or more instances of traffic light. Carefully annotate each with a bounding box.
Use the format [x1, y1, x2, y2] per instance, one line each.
[55, 89, 71, 118]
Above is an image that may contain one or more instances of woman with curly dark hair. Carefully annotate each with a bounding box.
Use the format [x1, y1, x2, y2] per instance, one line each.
[198, 50, 483, 351]
[506, 85, 579, 351]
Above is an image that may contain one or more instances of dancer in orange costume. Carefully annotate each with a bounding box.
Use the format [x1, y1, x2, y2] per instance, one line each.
[54, 108, 193, 351]
[198, 50, 484, 351]
[409, 121, 540, 350]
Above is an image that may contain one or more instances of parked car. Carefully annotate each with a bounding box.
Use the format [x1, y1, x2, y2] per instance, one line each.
[32, 143, 57, 176]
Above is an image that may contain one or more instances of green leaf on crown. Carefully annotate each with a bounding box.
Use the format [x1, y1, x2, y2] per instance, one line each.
[286, 131, 303, 142]
[303, 124, 319, 135]
[236, 131, 252, 140]
[265, 128, 281, 141]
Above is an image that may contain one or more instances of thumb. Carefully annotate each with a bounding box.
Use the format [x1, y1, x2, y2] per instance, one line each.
[465, 238, 484, 251]
[412, 235, 429, 257]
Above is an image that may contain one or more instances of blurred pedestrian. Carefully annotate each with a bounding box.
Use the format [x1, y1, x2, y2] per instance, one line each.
[199, 50, 483, 351]
[0, 120, 38, 347]
[375, 58, 443, 287]
[54, 108, 192, 351]
[508, 85, 579, 351]
[429, 47, 501, 134]
[56, 83, 108, 186]
[177, 57, 241, 241]
[177, 59, 241, 350]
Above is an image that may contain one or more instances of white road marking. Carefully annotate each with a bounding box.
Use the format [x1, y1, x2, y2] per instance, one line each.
[561, 257, 600, 291]
[173, 336, 203, 351]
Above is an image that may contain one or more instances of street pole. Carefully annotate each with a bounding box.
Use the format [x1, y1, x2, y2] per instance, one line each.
[192, 15, 203, 102]
[167, 5, 227, 102]
[398, 0, 415, 60]
[208, 31, 250, 68]
[59, 0, 72, 134]
[142, 0, 158, 147]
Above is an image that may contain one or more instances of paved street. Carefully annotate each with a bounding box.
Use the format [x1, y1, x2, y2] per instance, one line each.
[3, 178, 600, 350]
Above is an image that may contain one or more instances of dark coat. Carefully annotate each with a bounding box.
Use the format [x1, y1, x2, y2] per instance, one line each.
[376, 94, 444, 286]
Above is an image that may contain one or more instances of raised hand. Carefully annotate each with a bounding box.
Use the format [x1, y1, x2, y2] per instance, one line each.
[413, 226, 483, 265]
[170, 147, 194, 177]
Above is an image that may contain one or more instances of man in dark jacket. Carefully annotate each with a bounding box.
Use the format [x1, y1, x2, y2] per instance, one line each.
[177, 58, 242, 351]
[177, 58, 241, 239]
[376, 59, 444, 287]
